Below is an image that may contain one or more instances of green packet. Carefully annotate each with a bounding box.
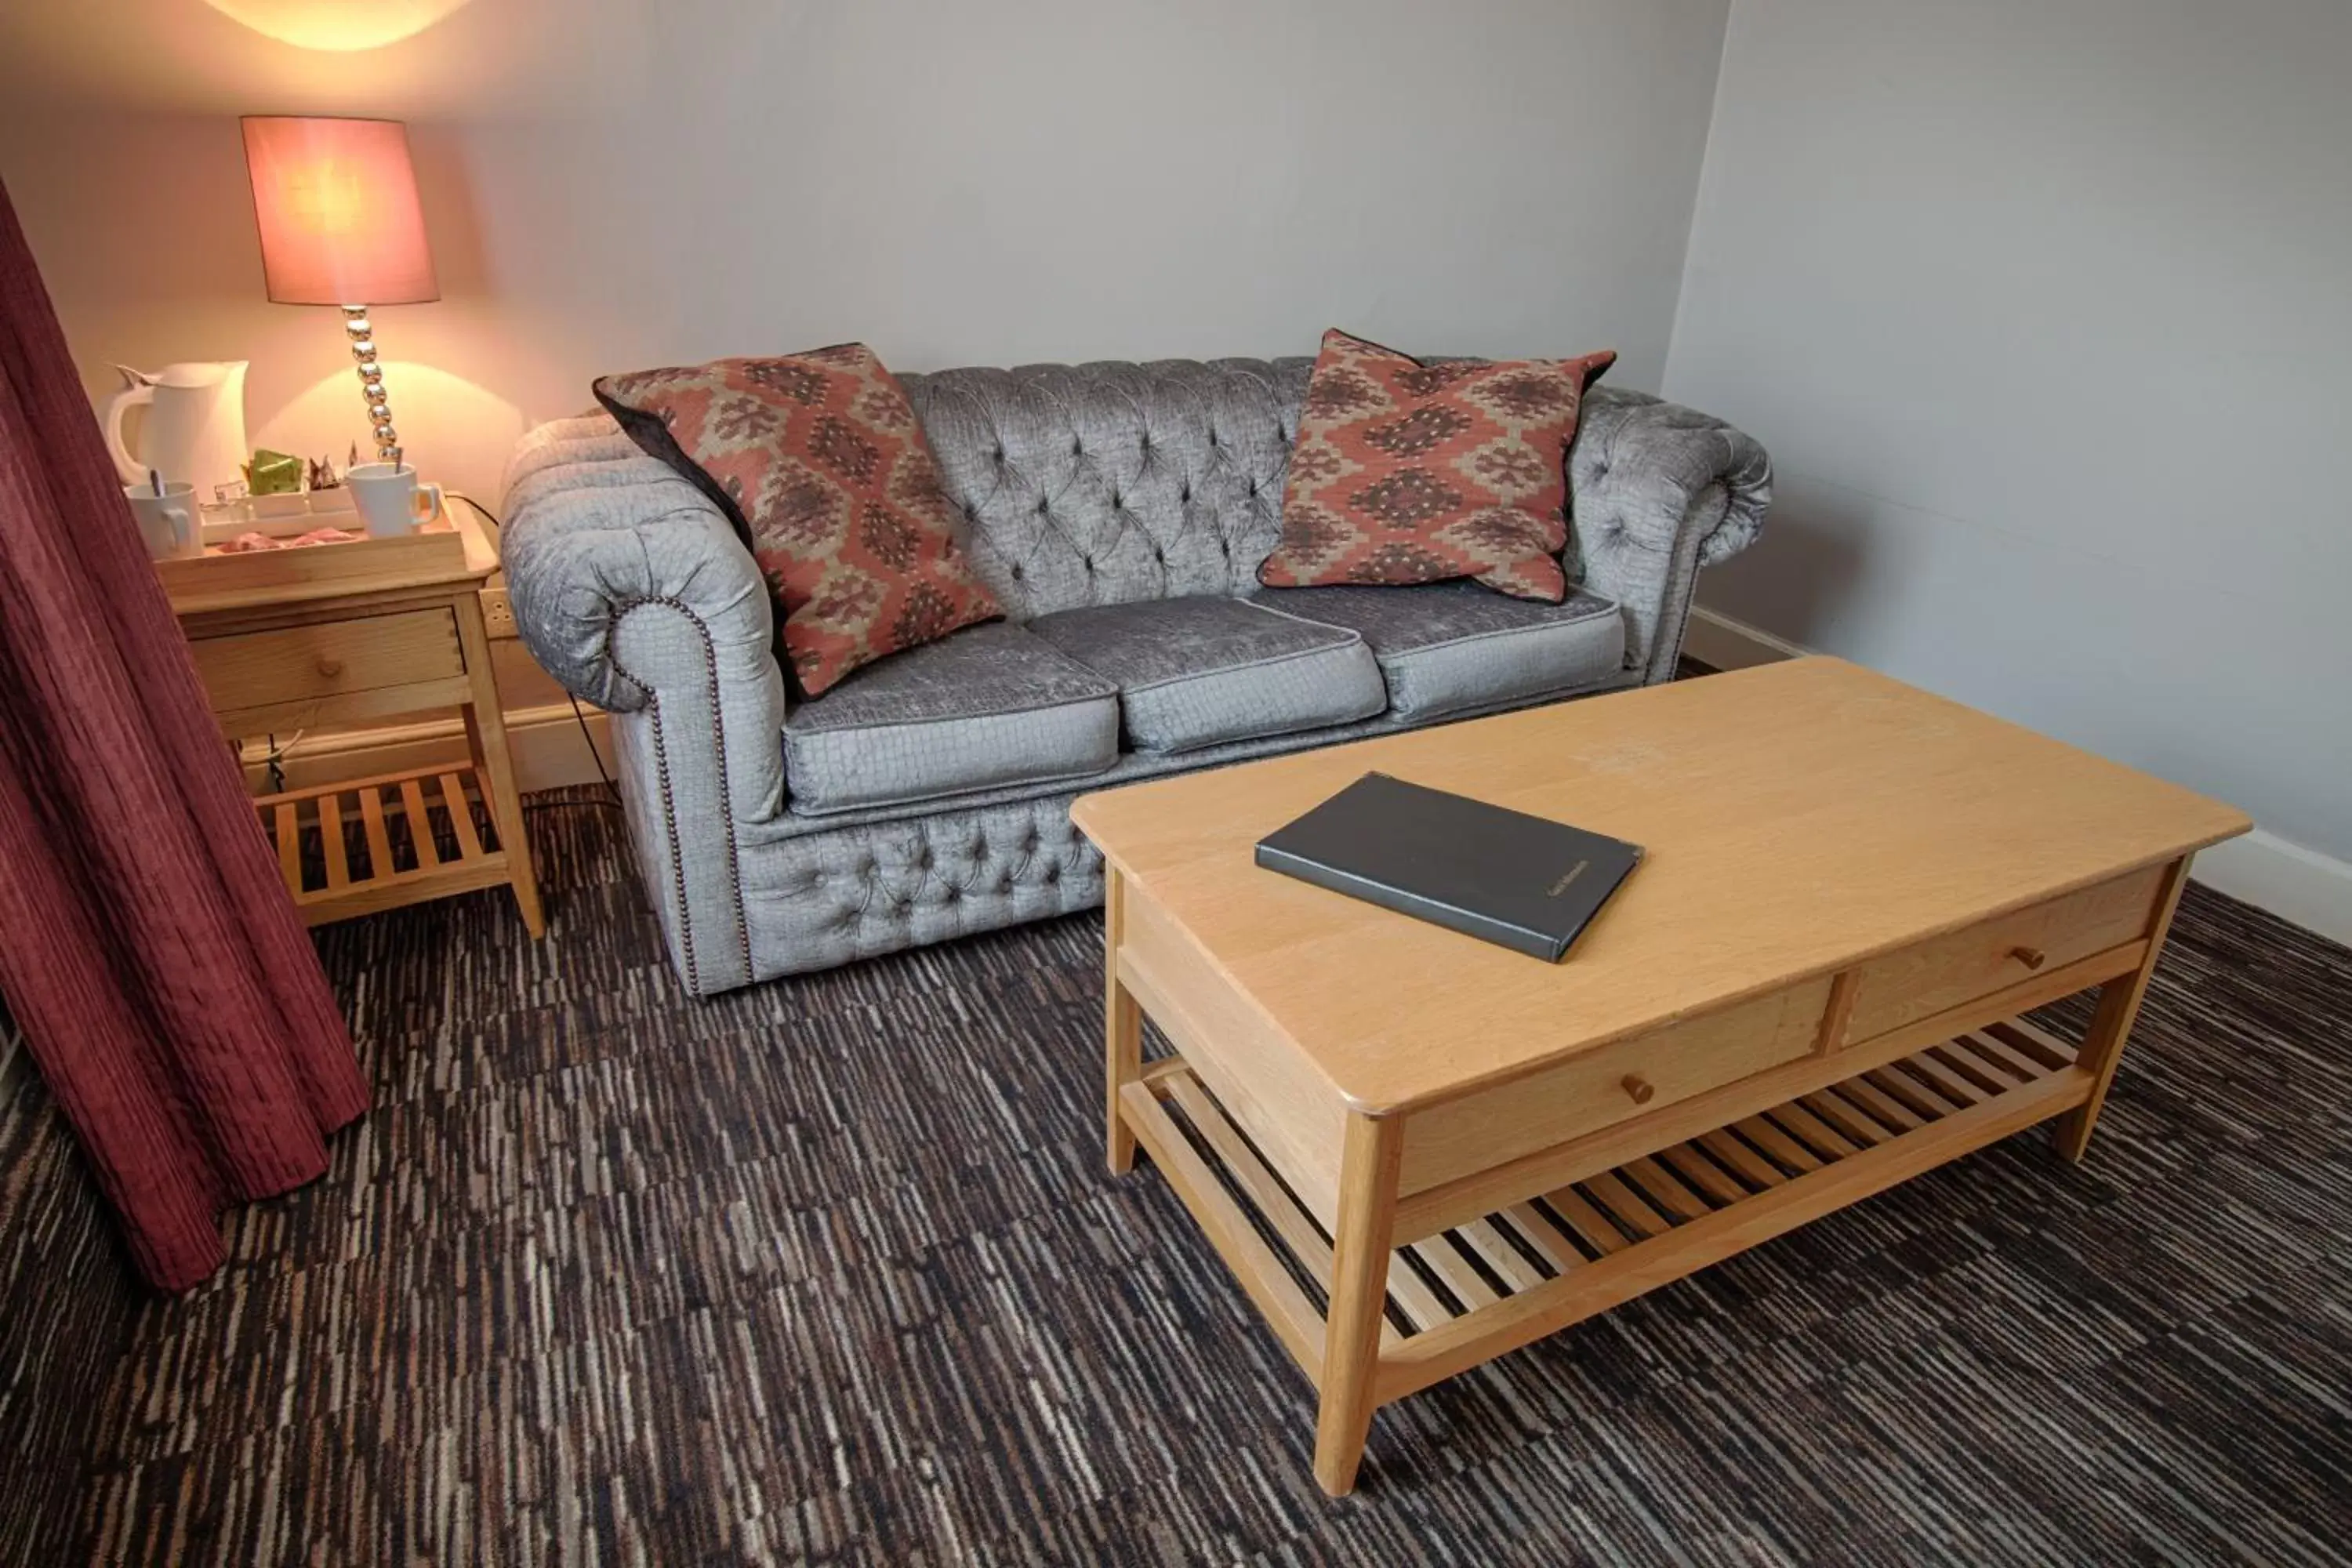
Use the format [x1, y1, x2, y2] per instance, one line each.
[244, 448, 303, 495]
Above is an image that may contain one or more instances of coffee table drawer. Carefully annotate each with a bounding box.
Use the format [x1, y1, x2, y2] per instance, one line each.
[1397, 977, 1831, 1198]
[189, 608, 466, 714]
[1845, 866, 2164, 1044]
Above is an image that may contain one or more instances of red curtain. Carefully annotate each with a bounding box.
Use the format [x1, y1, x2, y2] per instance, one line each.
[0, 178, 366, 1290]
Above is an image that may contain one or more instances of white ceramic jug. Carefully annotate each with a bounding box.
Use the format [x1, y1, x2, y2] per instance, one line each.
[98, 361, 249, 501]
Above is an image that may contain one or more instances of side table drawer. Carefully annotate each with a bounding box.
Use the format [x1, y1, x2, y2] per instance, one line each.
[1844, 866, 2164, 1044]
[189, 608, 466, 714]
[1397, 977, 1832, 1198]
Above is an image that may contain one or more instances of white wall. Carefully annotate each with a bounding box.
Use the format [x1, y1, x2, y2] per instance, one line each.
[11, 0, 2343, 936]
[0, 0, 1733, 503]
[1666, 0, 2352, 916]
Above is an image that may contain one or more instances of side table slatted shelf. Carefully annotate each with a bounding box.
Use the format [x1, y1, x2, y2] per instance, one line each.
[170, 500, 543, 935]
[1120, 1019, 2088, 1405]
[256, 764, 513, 927]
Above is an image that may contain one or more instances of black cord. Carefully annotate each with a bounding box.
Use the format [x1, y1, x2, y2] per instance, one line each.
[455, 492, 624, 818]
[449, 492, 500, 531]
[574, 693, 622, 802]
[521, 697, 624, 816]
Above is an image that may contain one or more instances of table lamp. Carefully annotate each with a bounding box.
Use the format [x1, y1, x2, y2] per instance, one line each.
[241, 116, 438, 463]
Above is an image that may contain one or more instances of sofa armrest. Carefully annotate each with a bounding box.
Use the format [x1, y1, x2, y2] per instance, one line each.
[502, 415, 786, 994]
[1567, 388, 1772, 684]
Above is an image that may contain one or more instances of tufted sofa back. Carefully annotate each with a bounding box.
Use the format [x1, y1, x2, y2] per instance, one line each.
[899, 359, 1313, 622]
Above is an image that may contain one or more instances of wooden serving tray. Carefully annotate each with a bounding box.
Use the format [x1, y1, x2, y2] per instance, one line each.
[198, 488, 362, 543]
[157, 506, 485, 617]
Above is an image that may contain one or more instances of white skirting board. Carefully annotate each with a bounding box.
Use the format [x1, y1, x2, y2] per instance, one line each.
[1682, 604, 1814, 671]
[2187, 830, 2352, 947]
[1684, 606, 2352, 946]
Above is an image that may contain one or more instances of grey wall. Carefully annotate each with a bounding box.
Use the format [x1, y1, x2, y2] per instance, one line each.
[1666, 0, 2352, 877]
[0, 0, 1734, 500]
[11, 0, 2341, 913]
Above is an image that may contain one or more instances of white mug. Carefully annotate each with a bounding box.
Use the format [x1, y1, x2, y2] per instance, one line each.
[347, 463, 444, 539]
[125, 481, 201, 561]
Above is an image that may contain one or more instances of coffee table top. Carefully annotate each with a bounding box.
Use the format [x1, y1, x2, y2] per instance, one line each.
[1071, 657, 2248, 1116]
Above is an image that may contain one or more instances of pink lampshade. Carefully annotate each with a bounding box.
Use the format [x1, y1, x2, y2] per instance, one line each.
[241, 116, 438, 306]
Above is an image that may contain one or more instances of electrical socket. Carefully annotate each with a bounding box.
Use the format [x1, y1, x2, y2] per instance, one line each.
[480, 587, 518, 640]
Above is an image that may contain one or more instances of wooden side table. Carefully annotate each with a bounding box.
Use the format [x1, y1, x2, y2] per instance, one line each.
[167, 504, 545, 935]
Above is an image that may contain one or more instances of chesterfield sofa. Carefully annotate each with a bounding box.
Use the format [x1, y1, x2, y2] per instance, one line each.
[501, 357, 1769, 997]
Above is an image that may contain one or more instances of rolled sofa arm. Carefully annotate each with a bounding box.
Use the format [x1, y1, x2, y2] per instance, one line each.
[502, 414, 786, 994]
[1567, 388, 1773, 684]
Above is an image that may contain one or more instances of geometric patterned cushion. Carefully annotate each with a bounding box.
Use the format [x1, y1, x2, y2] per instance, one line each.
[594, 344, 1002, 697]
[1257, 329, 1615, 603]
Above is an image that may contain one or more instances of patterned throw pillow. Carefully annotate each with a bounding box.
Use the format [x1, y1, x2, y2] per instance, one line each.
[1258, 329, 1617, 602]
[595, 344, 1001, 696]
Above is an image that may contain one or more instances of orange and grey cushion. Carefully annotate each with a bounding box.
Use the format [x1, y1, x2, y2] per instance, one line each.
[1258, 330, 1616, 603]
[596, 344, 1001, 696]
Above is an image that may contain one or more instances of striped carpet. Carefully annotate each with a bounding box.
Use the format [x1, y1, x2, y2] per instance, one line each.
[7, 789, 2352, 1564]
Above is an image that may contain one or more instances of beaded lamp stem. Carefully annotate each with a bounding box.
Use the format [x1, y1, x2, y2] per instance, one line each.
[342, 305, 399, 462]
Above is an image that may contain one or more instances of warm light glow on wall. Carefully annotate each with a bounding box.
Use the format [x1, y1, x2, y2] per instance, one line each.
[263, 362, 524, 477]
[204, 0, 473, 52]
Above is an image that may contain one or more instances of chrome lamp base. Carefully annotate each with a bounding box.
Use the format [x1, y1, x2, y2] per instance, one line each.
[342, 303, 400, 462]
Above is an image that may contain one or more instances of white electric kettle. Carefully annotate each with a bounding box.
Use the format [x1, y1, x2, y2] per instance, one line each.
[98, 361, 249, 501]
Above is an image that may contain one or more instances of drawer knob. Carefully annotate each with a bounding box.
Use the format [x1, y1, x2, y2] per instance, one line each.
[1621, 1073, 1656, 1105]
[316, 658, 346, 679]
[2009, 946, 2047, 971]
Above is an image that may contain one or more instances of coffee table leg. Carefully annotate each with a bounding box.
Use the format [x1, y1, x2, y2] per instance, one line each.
[1315, 1112, 1403, 1497]
[2054, 855, 2191, 1162]
[1105, 866, 1142, 1175]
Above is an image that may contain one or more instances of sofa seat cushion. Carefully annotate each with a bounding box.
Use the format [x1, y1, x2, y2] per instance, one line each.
[784, 622, 1119, 815]
[1027, 596, 1387, 754]
[1254, 580, 1625, 722]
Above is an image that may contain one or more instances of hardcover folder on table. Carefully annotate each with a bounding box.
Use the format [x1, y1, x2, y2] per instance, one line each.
[1254, 771, 1643, 961]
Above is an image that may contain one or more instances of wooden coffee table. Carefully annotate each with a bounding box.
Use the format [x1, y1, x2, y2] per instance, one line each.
[1071, 657, 2247, 1496]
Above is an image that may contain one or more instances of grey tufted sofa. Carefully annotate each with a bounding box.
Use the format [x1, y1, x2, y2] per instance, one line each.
[502, 357, 1769, 996]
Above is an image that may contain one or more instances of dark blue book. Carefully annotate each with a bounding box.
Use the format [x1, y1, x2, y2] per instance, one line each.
[1254, 771, 1643, 961]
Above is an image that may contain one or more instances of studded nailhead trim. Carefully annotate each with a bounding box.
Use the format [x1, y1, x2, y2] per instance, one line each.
[610, 597, 752, 996]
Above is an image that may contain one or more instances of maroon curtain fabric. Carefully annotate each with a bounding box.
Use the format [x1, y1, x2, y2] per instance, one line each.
[0, 178, 367, 1290]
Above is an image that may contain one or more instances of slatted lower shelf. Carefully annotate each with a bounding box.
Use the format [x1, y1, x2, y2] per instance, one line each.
[252, 764, 510, 926]
[1128, 1018, 2092, 1403]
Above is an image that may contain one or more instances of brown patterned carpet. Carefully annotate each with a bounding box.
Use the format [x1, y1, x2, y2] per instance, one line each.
[5, 786, 2352, 1565]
